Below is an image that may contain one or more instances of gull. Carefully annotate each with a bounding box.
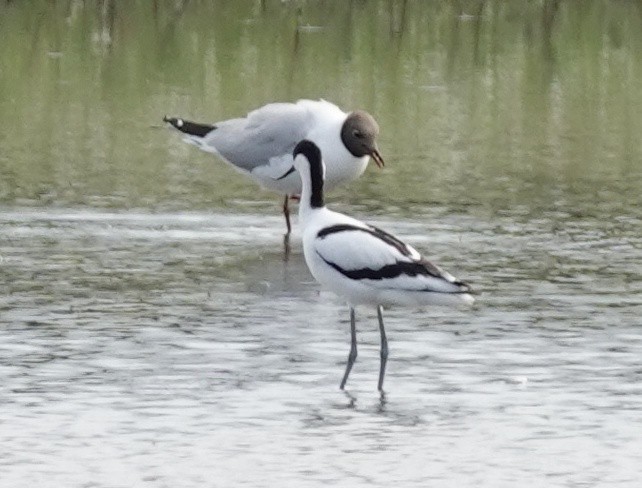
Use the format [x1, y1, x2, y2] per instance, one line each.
[292, 140, 474, 391]
[164, 99, 384, 235]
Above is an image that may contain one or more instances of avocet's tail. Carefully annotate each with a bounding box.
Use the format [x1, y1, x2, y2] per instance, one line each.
[425, 265, 476, 306]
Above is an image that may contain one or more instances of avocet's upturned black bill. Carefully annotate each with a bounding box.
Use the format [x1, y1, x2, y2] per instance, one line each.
[163, 99, 384, 235]
[292, 140, 474, 391]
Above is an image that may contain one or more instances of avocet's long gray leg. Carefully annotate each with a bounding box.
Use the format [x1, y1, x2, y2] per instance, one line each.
[340, 307, 358, 390]
[377, 305, 389, 392]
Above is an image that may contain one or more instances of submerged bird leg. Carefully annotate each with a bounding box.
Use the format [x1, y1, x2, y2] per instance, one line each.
[282, 195, 292, 236]
[282, 233, 291, 261]
[340, 307, 358, 390]
[282, 195, 292, 260]
[377, 305, 389, 392]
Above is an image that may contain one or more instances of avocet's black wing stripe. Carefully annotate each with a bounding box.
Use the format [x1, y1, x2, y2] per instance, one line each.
[317, 253, 471, 292]
[317, 224, 414, 258]
[319, 257, 430, 280]
[316, 224, 358, 238]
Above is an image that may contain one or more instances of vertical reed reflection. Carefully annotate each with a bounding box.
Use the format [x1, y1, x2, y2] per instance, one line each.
[0, 0, 640, 211]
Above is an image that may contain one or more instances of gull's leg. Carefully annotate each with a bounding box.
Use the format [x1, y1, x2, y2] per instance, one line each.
[282, 195, 292, 236]
[377, 305, 389, 392]
[340, 307, 358, 390]
[282, 195, 292, 260]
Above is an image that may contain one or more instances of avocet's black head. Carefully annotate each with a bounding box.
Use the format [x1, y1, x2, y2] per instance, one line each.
[293, 140, 325, 209]
[340, 110, 385, 168]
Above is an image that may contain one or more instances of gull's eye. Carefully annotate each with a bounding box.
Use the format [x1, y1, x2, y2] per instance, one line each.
[353, 130, 363, 139]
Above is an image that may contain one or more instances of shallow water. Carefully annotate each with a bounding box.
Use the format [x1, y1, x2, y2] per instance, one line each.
[1, 208, 641, 487]
[2, 1, 642, 486]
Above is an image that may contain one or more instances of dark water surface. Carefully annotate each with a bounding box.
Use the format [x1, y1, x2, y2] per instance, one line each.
[1, 1, 642, 486]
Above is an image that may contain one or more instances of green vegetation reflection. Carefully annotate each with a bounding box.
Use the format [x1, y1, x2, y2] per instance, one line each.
[0, 0, 640, 219]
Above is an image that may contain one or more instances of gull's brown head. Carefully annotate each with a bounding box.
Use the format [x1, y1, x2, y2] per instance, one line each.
[341, 110, 384, 169]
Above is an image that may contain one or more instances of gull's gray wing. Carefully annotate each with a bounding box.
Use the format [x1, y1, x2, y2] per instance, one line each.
[195, 102, 313, 175]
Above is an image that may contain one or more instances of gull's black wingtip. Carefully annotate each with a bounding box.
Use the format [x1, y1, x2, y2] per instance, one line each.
[163, 116, 182, 129]
[163, 116, 215, 137]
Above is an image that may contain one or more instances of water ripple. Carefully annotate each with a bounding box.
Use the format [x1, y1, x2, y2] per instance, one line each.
[1, 209, 641, 487]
